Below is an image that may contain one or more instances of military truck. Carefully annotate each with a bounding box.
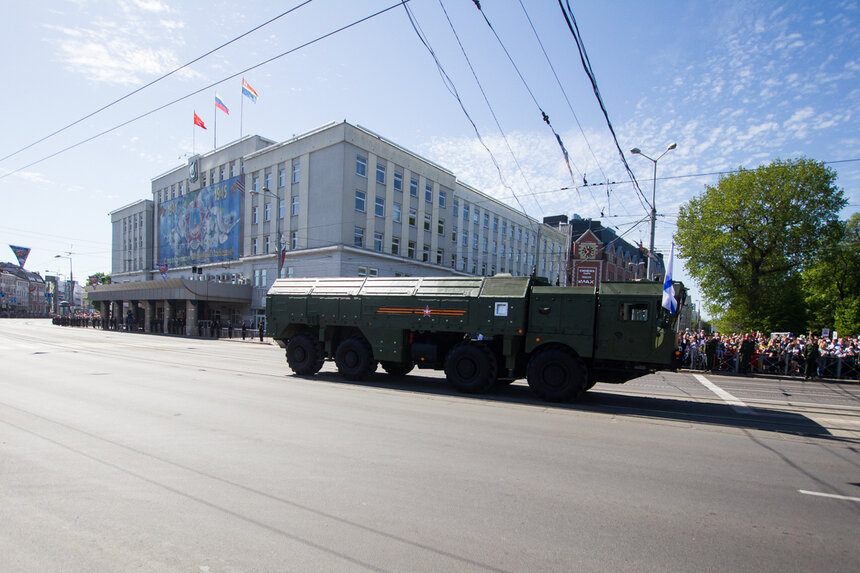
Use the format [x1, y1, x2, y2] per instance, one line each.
[265, 274, 685, 402]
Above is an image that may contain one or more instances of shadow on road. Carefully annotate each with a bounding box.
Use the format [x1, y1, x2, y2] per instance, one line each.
[310, 370, 833, 439]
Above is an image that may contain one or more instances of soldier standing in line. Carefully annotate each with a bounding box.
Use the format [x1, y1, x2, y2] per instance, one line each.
[803, 335, 820, 380]
[740, 334, 755, 375]
[705, 334, 719, 372]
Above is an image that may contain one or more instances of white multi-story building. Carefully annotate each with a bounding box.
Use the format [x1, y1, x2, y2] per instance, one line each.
[91, 121, 566, 332]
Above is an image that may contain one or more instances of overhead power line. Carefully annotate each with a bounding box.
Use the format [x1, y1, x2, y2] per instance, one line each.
[0, 1, 406, 181]
[0, 0, 316, 166]
[556, 0, 650, 214]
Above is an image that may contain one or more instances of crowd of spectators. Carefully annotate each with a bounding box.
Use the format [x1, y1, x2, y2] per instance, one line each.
[678, 330, 859, 380]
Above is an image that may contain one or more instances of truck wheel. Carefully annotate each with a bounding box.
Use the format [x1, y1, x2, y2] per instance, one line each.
[444, 343, 497, 394]
[380, 360, 414, 377]
[335, 336, 378, 380]
[527, 347, 587, 402]
[286, 333, 324, 375]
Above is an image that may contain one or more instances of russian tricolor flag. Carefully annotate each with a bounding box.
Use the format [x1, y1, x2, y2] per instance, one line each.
[215, 93, 229, 115]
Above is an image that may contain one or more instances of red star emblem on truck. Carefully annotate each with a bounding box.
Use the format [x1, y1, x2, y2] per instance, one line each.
[423, 305, 432, 317]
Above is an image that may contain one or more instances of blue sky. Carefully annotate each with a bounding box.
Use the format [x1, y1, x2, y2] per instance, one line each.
[1, 0, 858, 316]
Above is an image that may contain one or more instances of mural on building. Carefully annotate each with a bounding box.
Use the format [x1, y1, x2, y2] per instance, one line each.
[158, 176, 244, 266]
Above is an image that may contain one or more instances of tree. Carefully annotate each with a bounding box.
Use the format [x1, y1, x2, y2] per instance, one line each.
[676, 158, 846, 333]
[88, 272, 111, 285]
[802, 213, 860, 336]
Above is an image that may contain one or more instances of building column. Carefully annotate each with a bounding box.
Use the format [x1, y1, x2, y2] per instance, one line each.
[186, 299, 197, 337]
[163, 300, 171, 334]
[144, 300, 153, 333]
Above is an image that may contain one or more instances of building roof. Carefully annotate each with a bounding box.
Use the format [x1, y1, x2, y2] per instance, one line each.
[0, 262, 45, 283]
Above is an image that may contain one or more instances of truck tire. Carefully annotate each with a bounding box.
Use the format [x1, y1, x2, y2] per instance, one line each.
[380, 360, 414, 377]
[526, 346, 587, 402]
[335, 336, 378, 380]
[286, 333, 325, 375]
[444, 343, 497, 394]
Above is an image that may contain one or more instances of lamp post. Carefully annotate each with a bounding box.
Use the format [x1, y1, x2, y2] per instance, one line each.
[252, 187, 284, 278]
[55, 251, 75, 309]
[630, 143, 676, 280]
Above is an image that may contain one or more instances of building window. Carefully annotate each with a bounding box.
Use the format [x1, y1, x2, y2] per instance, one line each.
[501, 220, 507, 235]
[358, 266, 368, 277]
[393, 202, 402, 223]
[286, 266, 294, 278]
[425, 183, 432, 203]
[473, 234, 479, 249]
[355, 190, 366, 212]
[265, 236, 270, 253]
[391, 236, 400, 255]
[408, 208, 416, 227]
[482, 237, 488, 252]
[354, 227, 364, 248]
[291, 196, 299, 216]
[463, 204, 469, 221]
[375, 196, 385, 217]
[473, 209, 479, 224]
[252, 238, 258, 255]
[394, 171, 403, 191]
[483, 213, 489, 228]
[279, 199, 285, 219]
[436, 248, 444, 265]
[279, 168, 286, 187]
[356, 156, 367, 177]
[374, 232, 383, 252]
[439, 190, 447, 208]
[409, 177, 418, 197]
[422, 245, 430, 262]
[253, 176, 259, 193]
[376, 163, 386, 184]
[264, 203, 271, 222]
[424, 213, 431, 231]
[462, 231, 468, 247]
[407, 241, 416, 259]
[291, 231, 298, 249]
[437, 218, 445, 235]
[202, 172, 207, 187]
[492, 241, 497, 255]
[453, 199, 458, 217]
[252, 206, 258, 224]
[230, 163, 237, 177]
[292, 163, 300, 183]
[452, 226, 457, 242]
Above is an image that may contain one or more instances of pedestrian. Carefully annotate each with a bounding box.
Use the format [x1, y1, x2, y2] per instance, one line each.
[803, 335, 820, 380]
[228, 320, 233, 339]
[242, 320, 247, 340]
[740, 334, 755, 374]
[258, 318, 264, 342]
[705, 334, 719, 372]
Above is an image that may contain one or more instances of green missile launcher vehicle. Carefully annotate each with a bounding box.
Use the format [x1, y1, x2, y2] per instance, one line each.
[266, 274, 686, 402]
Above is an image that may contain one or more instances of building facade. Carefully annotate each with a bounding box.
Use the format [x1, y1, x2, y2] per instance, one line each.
[544, 214, 665, 289]
[0, 263, 47, 317]
[91, 122, 566, 333]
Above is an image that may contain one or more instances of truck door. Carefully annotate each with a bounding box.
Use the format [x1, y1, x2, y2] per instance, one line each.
[594, 295, 657, 363]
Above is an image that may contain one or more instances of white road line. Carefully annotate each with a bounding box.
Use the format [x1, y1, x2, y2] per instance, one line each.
[693, 374, 754, 414]
[798, 490, 860, 503]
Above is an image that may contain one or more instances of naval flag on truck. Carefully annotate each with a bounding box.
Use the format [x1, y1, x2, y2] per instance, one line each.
[662, 242, 678, 314]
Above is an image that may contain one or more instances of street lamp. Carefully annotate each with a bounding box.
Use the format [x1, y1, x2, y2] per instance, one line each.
[55, 251, 75, 309]
[630, 143, 677, 280]
[251, 187, 284, 277]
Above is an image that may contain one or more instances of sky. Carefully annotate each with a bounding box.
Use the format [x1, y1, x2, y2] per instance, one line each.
[1, 0, 858, 317]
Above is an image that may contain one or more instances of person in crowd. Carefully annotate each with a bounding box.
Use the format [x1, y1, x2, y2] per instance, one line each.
[739, 334, 755, 374]
[803, 335, 820, 380]
[705, 334, 719, 371]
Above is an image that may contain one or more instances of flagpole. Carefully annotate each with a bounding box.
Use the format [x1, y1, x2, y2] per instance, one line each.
[240, 89, 244, 140]
[193, 115, 196, 155]
[214, 99, 217, 150]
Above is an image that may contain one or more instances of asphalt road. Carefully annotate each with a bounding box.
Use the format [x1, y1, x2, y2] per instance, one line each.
[1, 319, 858, 572]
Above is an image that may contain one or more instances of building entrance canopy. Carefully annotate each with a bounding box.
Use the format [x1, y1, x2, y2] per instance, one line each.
[86, 278, 252, 304]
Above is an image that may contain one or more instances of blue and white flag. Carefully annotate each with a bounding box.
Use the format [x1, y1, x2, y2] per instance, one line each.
[662, 242, 678, 314]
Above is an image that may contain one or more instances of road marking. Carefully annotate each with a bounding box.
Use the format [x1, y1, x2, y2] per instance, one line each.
[693, 374, 754, 414]
[798, 490, 860, 503]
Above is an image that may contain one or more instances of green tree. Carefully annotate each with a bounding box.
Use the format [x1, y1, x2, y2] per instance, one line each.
[89, 272, 111, 285]
[802, 213, 860, 336]
[676, 158, 846, 333]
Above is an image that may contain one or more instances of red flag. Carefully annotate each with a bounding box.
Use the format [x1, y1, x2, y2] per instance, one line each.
[193, 112, 207, 130]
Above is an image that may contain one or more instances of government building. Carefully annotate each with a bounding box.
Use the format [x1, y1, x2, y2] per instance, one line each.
[88, 121, 568, 334]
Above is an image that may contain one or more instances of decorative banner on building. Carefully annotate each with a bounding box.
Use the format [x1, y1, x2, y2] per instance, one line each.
[158, 175, 244, 268]
[9, 245, 30, 267]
